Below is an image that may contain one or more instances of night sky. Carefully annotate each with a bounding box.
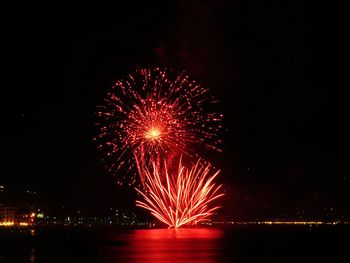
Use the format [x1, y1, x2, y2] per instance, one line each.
[1, 1, 348, 218]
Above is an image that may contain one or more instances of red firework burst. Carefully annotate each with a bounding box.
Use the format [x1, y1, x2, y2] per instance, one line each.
[135, 158, 224, 229]
[95, 68, 222, 186]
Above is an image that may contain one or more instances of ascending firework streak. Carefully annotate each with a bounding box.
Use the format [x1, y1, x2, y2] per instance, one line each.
[95, 68, 222, 186]
[135, 158, 224, 228]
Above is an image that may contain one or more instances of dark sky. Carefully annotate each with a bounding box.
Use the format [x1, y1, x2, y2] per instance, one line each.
[1, 1, 349, 218]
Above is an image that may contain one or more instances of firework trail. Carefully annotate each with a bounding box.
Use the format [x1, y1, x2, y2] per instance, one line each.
[135, 158, 224, 229]
[95, 68, 222, 186]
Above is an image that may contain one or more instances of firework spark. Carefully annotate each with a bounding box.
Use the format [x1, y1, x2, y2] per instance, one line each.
[135, 158, 224, 229]
[95, 68, 222, 186]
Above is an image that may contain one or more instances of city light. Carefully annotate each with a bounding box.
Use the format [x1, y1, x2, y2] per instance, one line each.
[0, 221, 14, 226]
[37, 212, 44, 219]
[0, 221, 31, 227]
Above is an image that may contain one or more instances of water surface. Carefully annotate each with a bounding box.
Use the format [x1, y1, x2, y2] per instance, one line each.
[0, 225, 349, 262]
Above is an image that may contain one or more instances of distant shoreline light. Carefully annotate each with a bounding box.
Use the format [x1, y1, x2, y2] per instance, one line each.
[210, 221, 349, 225]
[0, 221, 31, 227]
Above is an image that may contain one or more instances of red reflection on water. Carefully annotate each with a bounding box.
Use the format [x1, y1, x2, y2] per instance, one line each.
[111, 228, 223, 263]
[132, 228, 223, 240]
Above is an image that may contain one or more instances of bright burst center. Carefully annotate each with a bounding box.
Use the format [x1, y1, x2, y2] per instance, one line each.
[145, 127, 161, 141]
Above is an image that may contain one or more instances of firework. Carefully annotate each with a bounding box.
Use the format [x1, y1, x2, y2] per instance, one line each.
[135, 158, 224, 229]
[95, 68, 222, 186]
